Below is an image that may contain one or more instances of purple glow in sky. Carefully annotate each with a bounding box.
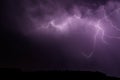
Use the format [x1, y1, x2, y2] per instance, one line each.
[3, 0, 120, 77]
[23, 0, 120, 58]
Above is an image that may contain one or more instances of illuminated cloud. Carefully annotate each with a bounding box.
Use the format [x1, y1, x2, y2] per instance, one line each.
[23, 0, 120, 58]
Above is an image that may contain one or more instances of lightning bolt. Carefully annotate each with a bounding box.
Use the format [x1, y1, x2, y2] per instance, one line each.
[82, 7, 120, 58]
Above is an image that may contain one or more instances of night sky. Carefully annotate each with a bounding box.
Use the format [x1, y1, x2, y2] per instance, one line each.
[1, 0, 120, 77]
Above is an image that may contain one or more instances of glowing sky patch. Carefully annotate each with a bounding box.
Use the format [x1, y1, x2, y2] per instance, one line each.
[24, 1, 120, 58]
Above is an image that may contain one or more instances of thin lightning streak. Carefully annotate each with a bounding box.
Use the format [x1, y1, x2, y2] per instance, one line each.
[98, 7, 120, 40]
[82, 21, 107, 58]
[96, 21, 108, 44]
[82, 7, 120, 58]
[49, 17, 74, 33]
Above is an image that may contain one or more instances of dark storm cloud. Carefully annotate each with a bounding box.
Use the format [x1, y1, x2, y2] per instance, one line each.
[1, 0, 120, 77]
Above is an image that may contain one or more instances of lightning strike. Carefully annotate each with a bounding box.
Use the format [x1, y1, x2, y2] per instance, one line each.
[27, 1, 120, 58]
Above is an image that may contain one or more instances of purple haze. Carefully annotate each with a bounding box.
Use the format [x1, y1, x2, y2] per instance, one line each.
[23, 0, 120, 57]
[4, 0, 120, 77]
